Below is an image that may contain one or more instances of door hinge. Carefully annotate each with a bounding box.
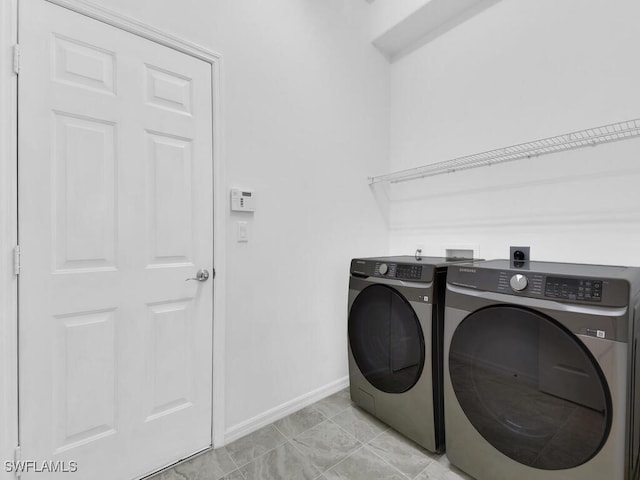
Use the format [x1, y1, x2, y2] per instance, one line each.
[14, 445, 22, 478]
[12, 44, 20, 75]
[13, 245, 21, 276]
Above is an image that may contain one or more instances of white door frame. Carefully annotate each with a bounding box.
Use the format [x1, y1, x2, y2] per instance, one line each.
[0, 0, 227, 459]
[0, 0, 19, 476]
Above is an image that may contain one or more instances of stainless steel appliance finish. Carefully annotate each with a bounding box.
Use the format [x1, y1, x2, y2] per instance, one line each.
[348, 255, 469, 453]
[443, 259, 640, 480]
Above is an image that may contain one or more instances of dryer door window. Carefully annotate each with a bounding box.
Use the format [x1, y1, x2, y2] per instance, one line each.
[449, 305, 612, 470]
[349, 285, 425, 394]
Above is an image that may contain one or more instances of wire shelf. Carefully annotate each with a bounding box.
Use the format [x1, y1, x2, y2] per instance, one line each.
[368, 118, 640, 185]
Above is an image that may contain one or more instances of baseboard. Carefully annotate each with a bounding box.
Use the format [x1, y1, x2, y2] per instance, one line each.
[223, 376, 349, 445]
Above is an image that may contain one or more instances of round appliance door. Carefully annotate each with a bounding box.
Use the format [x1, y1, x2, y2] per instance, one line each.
[349, 284, 425, 394]
[449, 305, 612, 471]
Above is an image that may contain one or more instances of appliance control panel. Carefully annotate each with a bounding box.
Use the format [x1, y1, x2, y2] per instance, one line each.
[448, 265, 629, 307]
[496, 271, 602, 302]
[374, 262, 423, 280]
[397, 264, 424, 280]
[374, 262, 396, 277]
[544, 277, 602, 302]
[497, 271, 545, 296]
[496, 272, 602, 302]
[350, 258, 437, 283]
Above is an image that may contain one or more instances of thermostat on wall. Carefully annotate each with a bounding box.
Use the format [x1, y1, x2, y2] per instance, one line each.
[230, 188, 256, 212]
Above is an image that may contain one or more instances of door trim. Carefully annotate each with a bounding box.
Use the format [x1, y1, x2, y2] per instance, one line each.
[0, 0, 19, 474]
[47, 0, 222, 64]
[5, 0, 228, 450]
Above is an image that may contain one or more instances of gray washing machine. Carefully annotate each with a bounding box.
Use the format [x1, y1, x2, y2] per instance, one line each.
[444, 259, 640, 480]
[348, 256, 471, 453]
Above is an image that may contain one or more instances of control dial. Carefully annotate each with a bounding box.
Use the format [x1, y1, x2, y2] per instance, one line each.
[379, 263, 388, 275]
[510, 274, 528, 291]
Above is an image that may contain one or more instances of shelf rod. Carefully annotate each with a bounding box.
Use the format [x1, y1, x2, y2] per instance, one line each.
[368, 118, 640, 185]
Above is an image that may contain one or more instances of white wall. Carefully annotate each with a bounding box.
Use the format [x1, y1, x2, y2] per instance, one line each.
[388, 0, 640, 266]
[92, 0, 390, 440]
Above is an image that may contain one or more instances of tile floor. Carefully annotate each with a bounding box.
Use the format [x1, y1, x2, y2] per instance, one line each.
[149, 388, 474, 480]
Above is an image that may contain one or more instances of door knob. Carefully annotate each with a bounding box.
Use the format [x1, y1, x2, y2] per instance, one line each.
[186, 269, 210, 282]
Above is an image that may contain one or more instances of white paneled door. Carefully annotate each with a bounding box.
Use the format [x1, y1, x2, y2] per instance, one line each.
[18, 1, 214, 478]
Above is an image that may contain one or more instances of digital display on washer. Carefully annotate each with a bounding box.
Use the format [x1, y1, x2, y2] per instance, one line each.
[544, 276, 602, 302]
[396, 265, 423, 280]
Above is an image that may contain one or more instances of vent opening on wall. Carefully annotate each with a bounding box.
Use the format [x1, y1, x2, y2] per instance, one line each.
[446, 249, 475, 260]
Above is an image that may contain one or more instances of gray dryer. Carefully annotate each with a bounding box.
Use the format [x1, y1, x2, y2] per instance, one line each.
[348, 256, 470, 453]
[444, 259, 640, 480]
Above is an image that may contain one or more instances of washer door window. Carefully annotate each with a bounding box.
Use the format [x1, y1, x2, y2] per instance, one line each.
[349, 285, 425, 394]
[449, 305, 612, 470]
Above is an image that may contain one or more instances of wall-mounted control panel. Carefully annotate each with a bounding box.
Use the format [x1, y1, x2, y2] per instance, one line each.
[231, 188, 256, 212]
